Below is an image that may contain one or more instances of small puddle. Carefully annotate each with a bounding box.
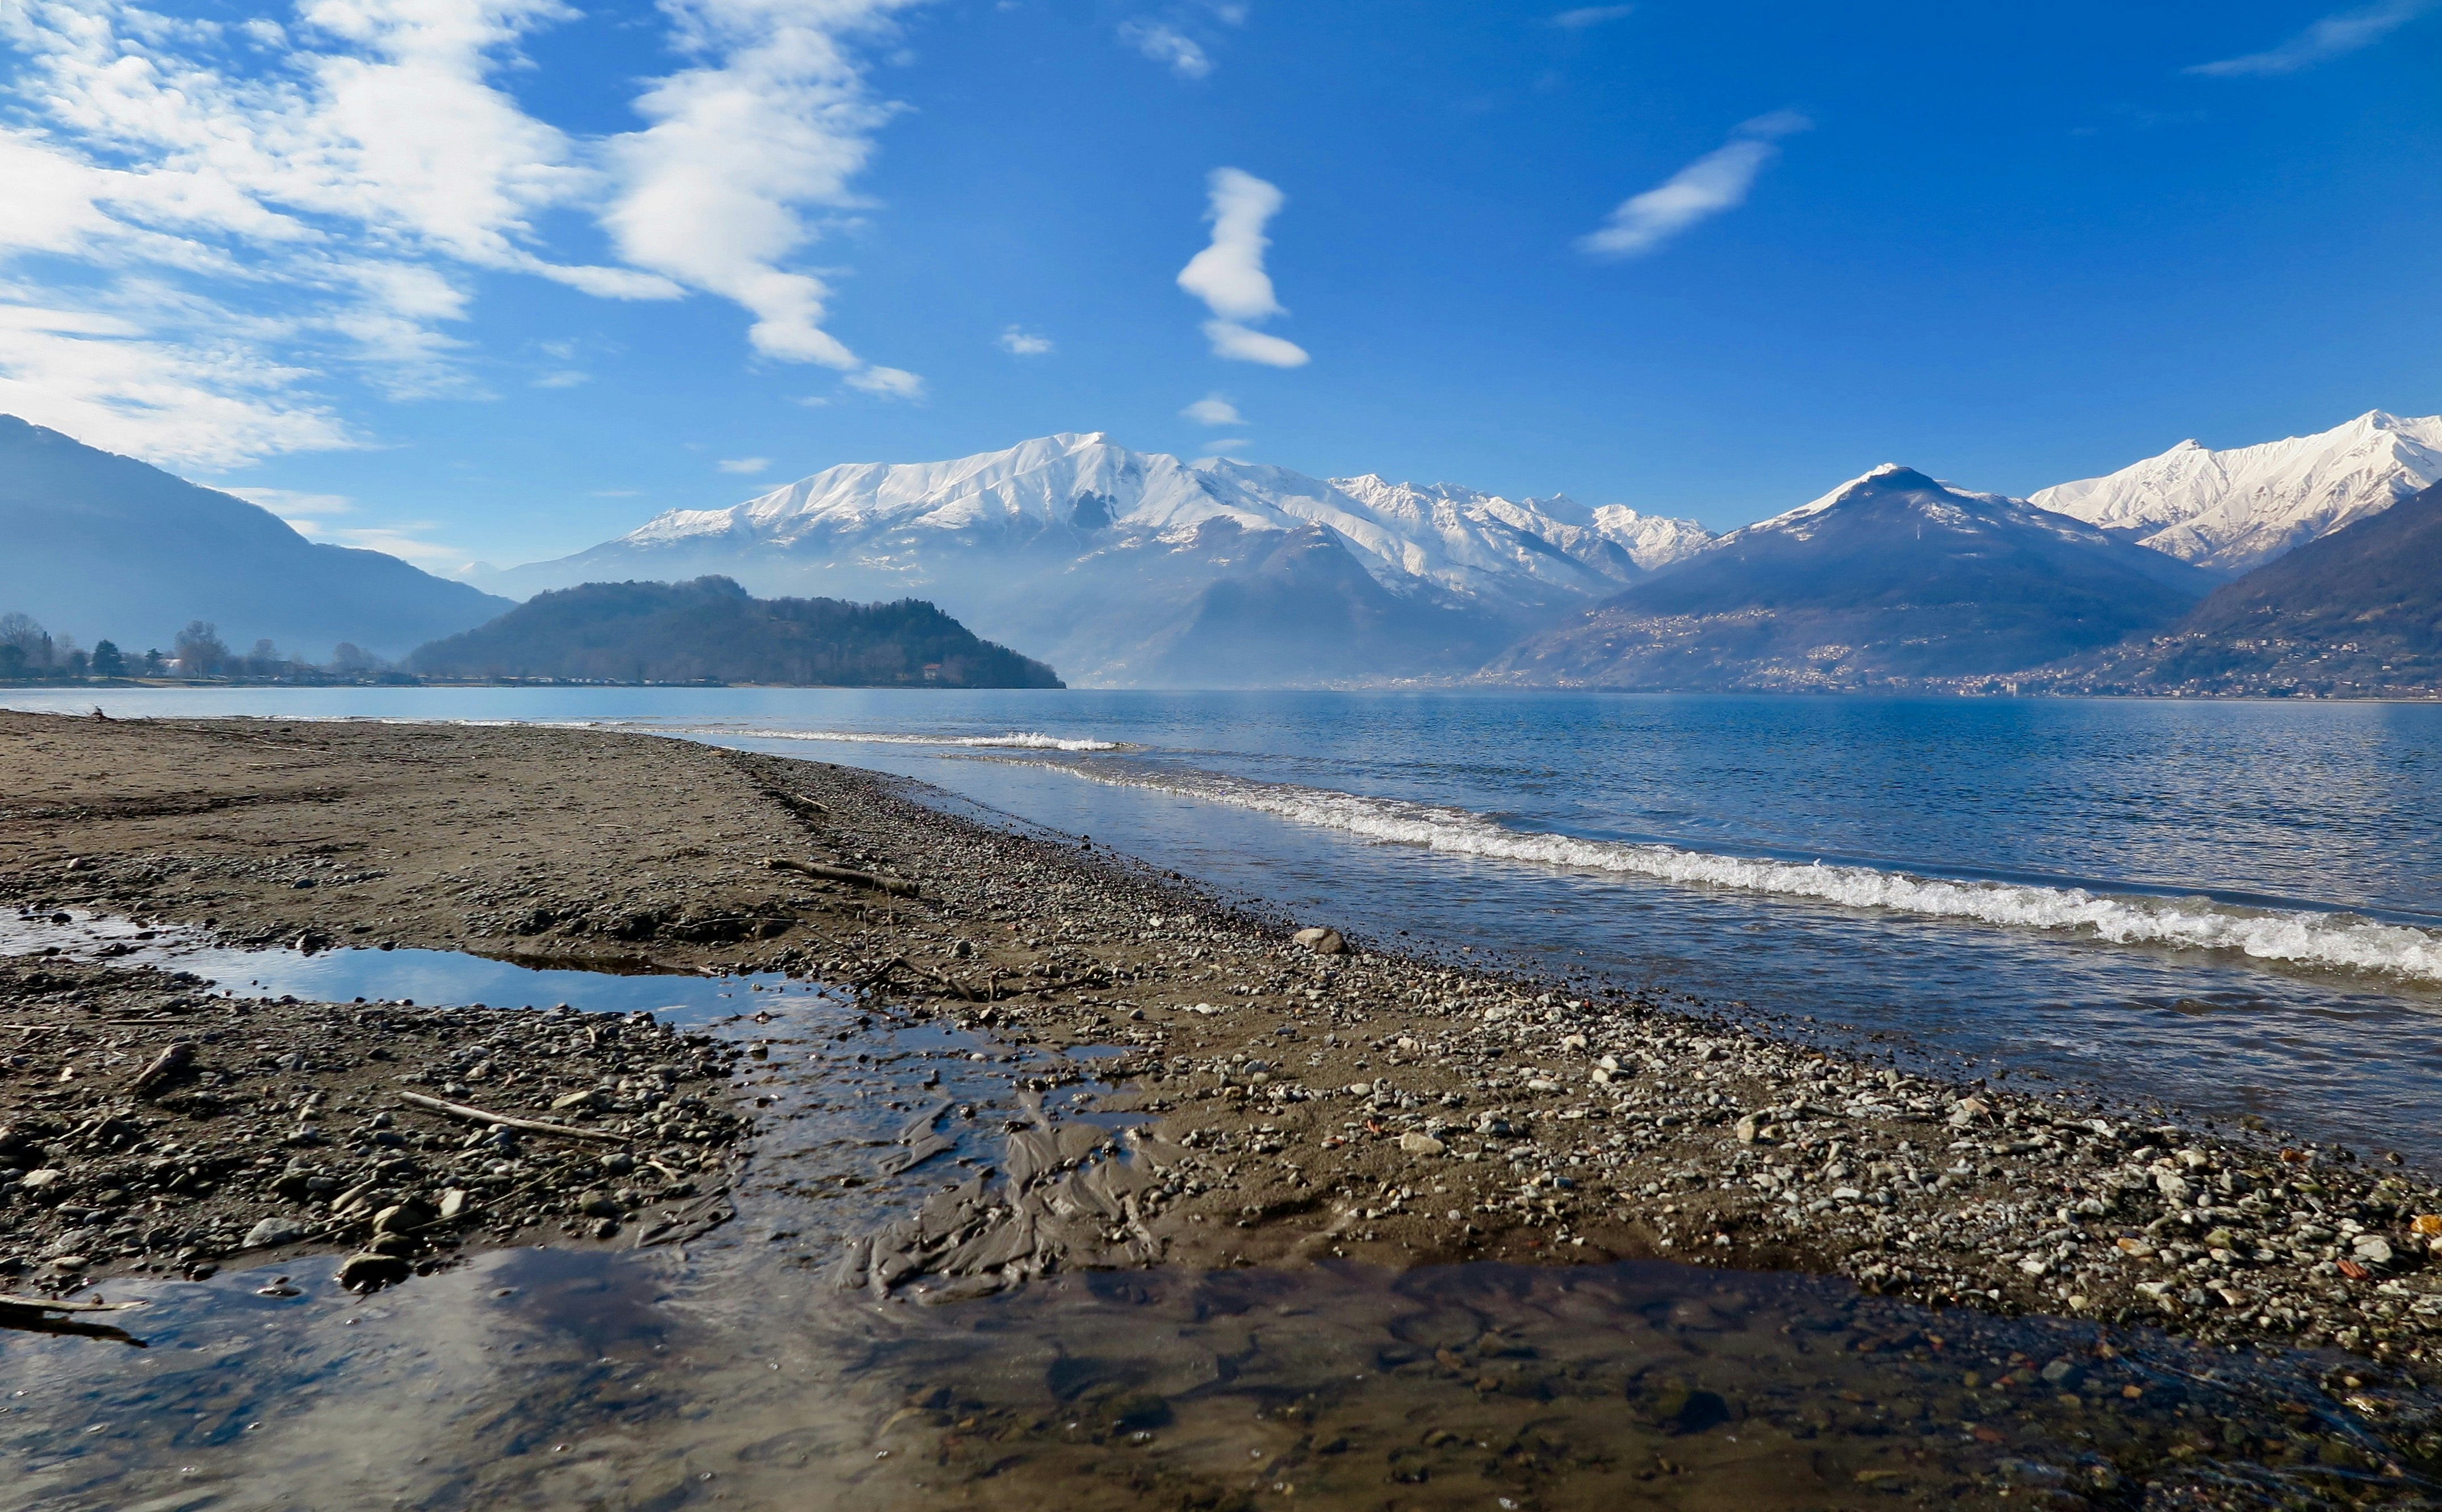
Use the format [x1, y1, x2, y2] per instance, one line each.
[3, 913, 2438, 1507]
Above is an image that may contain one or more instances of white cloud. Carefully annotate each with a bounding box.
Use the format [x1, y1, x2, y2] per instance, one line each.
[602, 0, 925, 392]
[1577, 109, 1811, 259]
[283, 514, 476, 571]
[532, 370, 590, 388]
[0, 0, 927, 468]
[2186, 0, 2434, 76]
[1182, 393, 1243, 425]
[844, 364, 925, 399]
[224, 486, 355, 516]
[1119, 20, 1212, 77]
[1550, 5, 1634, 27]
[1197, 436, 1251, 453]
[999, 325, 1054, 355]
[1176, 167, 1309, 366]
[717, 456, 771, 474]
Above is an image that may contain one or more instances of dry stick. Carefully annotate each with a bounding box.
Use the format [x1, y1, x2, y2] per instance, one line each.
[763, 856, 920, 898]
[394, 1090, 628, 1144]
[0, 1293, 144, 1314]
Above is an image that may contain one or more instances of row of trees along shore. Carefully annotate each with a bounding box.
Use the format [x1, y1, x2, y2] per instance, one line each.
[0, 613, 396, 683]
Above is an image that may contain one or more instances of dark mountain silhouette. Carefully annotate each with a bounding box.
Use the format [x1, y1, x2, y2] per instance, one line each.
[407, 576, 1063, 687]
[1483, 464, 2215, 689]
[0, 415, 508, 658]
[2034, 479, 2442, 697]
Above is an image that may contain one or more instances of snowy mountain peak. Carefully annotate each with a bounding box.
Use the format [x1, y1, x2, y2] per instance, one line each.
[493, 435, 1715, 685]
[2031, 409, 2442, 573]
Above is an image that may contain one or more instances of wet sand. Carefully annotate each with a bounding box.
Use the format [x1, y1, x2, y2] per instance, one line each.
[7, 709, 2442, 1375]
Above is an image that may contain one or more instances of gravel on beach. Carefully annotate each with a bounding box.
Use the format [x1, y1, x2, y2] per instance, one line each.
[7, 708, 2442, 1381]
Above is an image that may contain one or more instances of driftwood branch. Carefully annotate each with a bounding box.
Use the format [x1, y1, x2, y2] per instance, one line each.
[764, 856, 920, 898]
[776, 790, 832, 818]
[0, 1293, 144, 1314]
[395, 1090, 627, 1144]
[130, 1041, 196, 1098]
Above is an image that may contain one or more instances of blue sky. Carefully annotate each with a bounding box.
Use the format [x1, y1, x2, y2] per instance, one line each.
[2, 0, 2436, 573]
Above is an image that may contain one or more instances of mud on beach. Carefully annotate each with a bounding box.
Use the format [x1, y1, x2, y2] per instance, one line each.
[7, 708, 2442, 1382]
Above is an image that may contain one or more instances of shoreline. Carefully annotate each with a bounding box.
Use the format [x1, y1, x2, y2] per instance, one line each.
[6, 710, 2442, 1376]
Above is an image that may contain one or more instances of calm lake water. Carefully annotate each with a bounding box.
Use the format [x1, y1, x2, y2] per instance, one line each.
[9, 686, 2442, 1162]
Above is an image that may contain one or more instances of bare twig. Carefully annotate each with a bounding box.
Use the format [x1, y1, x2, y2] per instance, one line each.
[395, 1090, 627, 1144]
[0, 1293, 144, 1314]
[763, 856, 920, 898]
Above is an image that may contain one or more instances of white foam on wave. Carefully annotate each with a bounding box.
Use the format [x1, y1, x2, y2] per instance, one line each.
[1059, 764, 2442, 982]
[671, 726, 1127, 753]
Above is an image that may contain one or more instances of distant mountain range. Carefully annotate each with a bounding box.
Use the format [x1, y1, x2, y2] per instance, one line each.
[409, 576, 1062, 688]
[1484, 466, 2217, 689]
[2032, 411, 2441, 575]
[7, 406, 2438, 693]
[2030, 480, 2442, 697]
[479, 433, 1715, 685]
[0, 416, 507, 659]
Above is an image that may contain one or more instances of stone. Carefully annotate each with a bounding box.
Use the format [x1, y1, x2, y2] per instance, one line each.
[579, 1190, 622, 1218]
[244, 1217, 308, 1250]
[2352, 1235, 2394, 1266]
[1399, 1132, 1447, 1157]
[17, 1169, 63, 1193]
[373, 1197, 437, 1235]
[2039, 1360, 2085, 1389]
[550, 1090, 602, 1112]
[438, 1188, 470, 1221]
[1292, 927, 1347, 956]
[1733, 1115, 1760, 1144]
[337, 1251, 412, 1291]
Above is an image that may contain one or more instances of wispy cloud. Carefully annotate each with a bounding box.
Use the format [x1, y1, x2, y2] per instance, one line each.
[0, 0, 928, 470]
[1577, 109, 1811, 259]
[284, 516, 477, 573]
[2186, 0, 2435, 76]
[717, 456, 771, 474]
[844, 365, 926, 400]
[999, 326, 1054, 355]
[1550, 5, 1635, 28]
[1176, 167, 1309, 368]
[533, 370, 591, 388]
[1120, 19, 1211, 77]
[1182, 393, 1243, 425]
[224, 487, 355, 517]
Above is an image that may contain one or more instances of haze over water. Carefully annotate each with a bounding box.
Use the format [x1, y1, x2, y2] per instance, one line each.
[11, 687, 2441, 1163]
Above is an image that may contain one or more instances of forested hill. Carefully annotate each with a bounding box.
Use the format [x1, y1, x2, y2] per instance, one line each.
[407, 577, 1064, 688]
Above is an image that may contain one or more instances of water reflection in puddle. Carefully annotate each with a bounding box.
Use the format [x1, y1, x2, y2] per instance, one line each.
[3, 915, 2437, 1509]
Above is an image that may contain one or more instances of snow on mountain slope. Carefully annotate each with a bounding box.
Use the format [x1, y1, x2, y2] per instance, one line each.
[2031, 411, 2442, 574]
[490, 433, 1711, 686]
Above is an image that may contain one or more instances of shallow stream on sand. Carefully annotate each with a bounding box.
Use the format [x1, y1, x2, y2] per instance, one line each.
[2, 922, 2439, 1509]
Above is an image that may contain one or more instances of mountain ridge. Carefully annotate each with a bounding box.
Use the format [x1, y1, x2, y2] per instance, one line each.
[0, 415, 509, 659]
[2031, 409, 2442, 574]
[1482, 464, 2217, 689]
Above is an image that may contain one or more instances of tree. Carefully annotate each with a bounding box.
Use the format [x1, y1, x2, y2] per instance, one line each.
[330, 642, 378, 674]
[90, 640, 126, 677]
[0, 612, 50, 672]
[173, 620, 229, 676]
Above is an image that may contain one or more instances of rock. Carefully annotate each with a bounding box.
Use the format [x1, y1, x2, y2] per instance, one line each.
[2039, 1360, 2085, 1389]
[337, 1251, 412, 1291]
[550, 1090, 602, 1112]
[1399, 1132, 1447, 1157]
[2353, 1235, 2395, 1266]
[17, 1169, 64, 1193]
[244, 1217, 308, 1250]
[2154, 1171, 2193, 1203]
[1733, 1115, 1760, 1144]
[438, 1188, 470, 1221]
[579, 1190, 622, 1218]
[372, 1197, 437, 1235]
[1293, 927, 1346, 956]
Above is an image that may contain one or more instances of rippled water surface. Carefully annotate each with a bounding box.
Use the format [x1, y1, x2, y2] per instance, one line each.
[9, 687, 2439, 1165]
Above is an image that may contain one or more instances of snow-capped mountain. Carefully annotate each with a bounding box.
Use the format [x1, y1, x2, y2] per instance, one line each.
[489, 433, 1711, 685]
[1484, 464, 2214, 689]
[2031, 410, 2442, 575]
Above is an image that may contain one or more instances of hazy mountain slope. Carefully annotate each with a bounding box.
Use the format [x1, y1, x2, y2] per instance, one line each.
[2034, 480, 2442, 697]
[2032, 411, 2442, 574]
[0, 416, 509, 659]
[1484, 464, 2215, 689]
[408, 576, 1062, 687]
[486, 433, 1710, 685]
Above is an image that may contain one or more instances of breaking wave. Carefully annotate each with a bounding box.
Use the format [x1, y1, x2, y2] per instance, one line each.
[671, 726, 1127, 753]
[1060, 763, 2442, 982]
